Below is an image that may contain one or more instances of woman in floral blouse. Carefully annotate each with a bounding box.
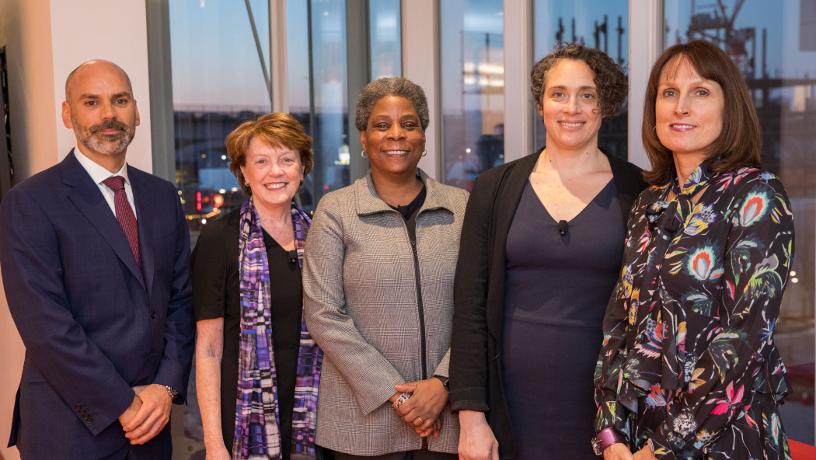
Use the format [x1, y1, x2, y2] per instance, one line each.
[594, 40, 794, 460]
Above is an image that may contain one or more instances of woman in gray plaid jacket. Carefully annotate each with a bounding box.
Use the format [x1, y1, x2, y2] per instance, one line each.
[303, 77, 468, 460]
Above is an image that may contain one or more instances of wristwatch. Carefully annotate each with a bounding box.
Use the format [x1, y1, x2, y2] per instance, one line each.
[163, 385, 179, 401]
[591, 427, 625, 456]
[432, 374, 450, 390]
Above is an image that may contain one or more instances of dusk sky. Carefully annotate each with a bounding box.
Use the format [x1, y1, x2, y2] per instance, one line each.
[168, 0, 816, 111]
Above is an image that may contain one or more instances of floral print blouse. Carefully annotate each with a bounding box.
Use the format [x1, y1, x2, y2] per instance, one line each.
[594, 160, 794, 460]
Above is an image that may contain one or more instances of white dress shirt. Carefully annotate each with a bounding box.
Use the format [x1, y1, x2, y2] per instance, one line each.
[73, 147, 137, 219]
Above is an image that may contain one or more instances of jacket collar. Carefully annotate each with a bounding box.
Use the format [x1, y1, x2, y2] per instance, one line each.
[354, 169, 454, 216]
[59, 150, 148, 292]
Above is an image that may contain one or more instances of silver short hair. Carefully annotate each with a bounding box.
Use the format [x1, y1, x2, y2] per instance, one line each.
[355, 77, 429, 132]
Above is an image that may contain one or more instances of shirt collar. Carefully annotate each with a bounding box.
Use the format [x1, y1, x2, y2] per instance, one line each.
[354, 169, 454, 216]
[73, 146, 130, 186]
[673, 155, 720, 196]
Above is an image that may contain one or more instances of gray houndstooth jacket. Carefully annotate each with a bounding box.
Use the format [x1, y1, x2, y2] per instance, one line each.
[303, 170, 468, 456]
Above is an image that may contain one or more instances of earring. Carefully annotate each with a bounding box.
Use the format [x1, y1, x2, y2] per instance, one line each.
[421, 150, 428, 157]
[361, 150, 368, 159]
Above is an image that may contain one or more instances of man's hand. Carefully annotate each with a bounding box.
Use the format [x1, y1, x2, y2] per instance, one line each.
[122, 384, 172, 445]
[458, 410, 499, 460]
[393, 378, 448, 436]
[604, 443, 635, 460]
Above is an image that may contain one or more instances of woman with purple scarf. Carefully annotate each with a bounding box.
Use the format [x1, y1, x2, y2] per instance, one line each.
[193, 113, 324, 460]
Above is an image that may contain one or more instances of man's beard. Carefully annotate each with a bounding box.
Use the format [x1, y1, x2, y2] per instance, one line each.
[76, 119, 135, 155]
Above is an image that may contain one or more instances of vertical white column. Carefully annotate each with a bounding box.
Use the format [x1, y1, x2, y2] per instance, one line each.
[401, 0, 441, 179]
[47, 0, 154, 172]
[627, 0, 663, 169]
[503, 0, 534, 162]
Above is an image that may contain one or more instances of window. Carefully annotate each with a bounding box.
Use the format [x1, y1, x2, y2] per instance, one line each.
[440, 0, 505, 190]
[290, 0, 402, 211]
[170, 0, 271, 232]
[369, 0, 402, 79]
[665, 0, 816, 443]
[170, 1, 403, 226]
[298, 0, 350, 211]
[152, 1, 815, 452]
[533, 0, 629, 160]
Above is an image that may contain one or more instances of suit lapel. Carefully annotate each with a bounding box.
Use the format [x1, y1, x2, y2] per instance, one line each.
[130, 167, 156, 298]
[60, 151, 146, 291]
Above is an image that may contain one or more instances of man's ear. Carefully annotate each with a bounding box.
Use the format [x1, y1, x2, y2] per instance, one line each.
[61, 101, 73, 129]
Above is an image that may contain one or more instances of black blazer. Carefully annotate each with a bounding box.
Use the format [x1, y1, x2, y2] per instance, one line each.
[449, 148, 646, 459]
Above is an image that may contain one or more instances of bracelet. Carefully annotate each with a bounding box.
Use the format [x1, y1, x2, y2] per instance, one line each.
[591, 427, 625, 456]
[392, 392, 412, 409]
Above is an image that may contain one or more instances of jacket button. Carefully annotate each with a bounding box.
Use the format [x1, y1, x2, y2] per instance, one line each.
[151, 311, 157, 319]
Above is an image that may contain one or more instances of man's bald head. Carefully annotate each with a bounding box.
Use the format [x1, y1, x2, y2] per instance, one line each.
[61, 59, 140, 165]
[64, 60, 133, 101]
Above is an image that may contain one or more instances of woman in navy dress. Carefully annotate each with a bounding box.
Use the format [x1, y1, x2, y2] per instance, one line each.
[450, 44, 646, 460]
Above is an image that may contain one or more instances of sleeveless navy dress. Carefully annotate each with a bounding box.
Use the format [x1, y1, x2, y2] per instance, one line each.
[502, 180, 623, 459]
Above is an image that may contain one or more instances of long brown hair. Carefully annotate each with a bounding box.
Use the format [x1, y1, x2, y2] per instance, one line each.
[642, 40, 761, 185]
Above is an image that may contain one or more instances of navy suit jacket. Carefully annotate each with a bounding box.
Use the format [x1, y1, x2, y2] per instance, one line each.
[0, 151, 194, 459]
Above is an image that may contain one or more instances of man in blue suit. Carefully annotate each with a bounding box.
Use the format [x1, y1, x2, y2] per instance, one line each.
[0, 60, 194, 459]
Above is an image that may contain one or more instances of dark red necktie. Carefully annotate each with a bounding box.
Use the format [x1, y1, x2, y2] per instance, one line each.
[102, 176, 141, 268]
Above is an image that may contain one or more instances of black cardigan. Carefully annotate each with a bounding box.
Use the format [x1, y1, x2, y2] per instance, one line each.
[449, 149, 647, 459]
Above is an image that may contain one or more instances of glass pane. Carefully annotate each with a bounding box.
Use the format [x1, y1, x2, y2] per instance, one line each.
[533, 0, 629, 160]
[170, 0, 271, 233]
[168, 2, 271, 456]
[292, 0, 350, 212]
[369, 0, 402, 79]
[440, 0, 505, 190]
[665, 0, 816, 443]
[285, 0, 316, 209]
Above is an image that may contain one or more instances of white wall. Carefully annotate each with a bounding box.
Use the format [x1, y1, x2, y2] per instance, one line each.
[0, 2, 153, 458]
[49, 1, 154, 173]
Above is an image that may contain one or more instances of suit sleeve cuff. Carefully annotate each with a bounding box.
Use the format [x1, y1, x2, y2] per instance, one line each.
[86, 384, 134, 436]
[356, 374, 404, 415]
[153, 366, 186, 404]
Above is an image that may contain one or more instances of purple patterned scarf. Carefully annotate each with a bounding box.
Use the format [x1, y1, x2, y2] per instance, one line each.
[233, 198, 323, 459]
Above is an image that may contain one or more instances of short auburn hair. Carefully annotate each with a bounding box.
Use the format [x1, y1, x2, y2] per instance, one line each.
[224, 112, 313, 195]
[642, 40, 761, 185]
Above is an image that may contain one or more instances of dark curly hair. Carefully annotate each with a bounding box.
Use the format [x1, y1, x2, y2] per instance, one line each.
[355, 77, 429, 132]
[530, 43, 627, 118]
